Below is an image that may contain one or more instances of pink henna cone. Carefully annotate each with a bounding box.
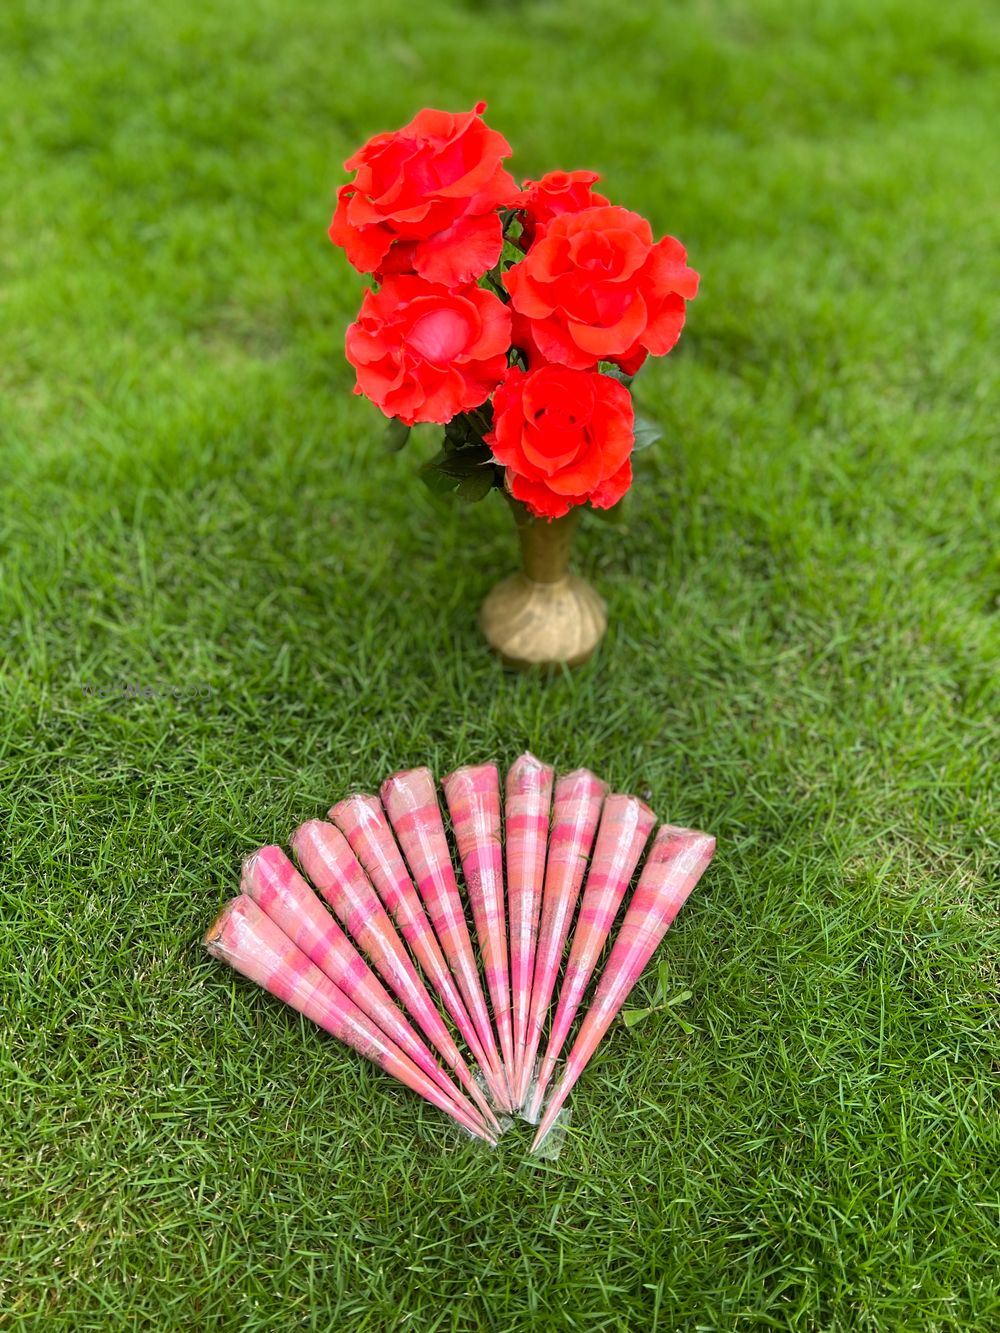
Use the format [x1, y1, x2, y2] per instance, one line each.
[380, 767, 510, 1108]
[241, 844, 495, 1136]
[289, 818, 504, 1116]
[442, 764, 516, 1087]
[520, 768, 607, 1115]
[505, 753, 554, 1105]
[527, 792, 655, 1120]
[532, 823, 715, 1151]
[204, 896, 494, 1143]
[330, 793, 503, 1129]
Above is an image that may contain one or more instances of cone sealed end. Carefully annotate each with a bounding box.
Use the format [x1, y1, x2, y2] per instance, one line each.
[203, 899, 236, 952]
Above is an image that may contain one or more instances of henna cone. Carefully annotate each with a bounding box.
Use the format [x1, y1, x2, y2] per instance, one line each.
[520, 768, 607, 1117]
[241, 844, 497, 1136]
[204, 896, 494, 1143]
[442, 764, 516, 1087]
[330, 794, 503, 1119]
[527, 792, 655, 1119]
[380, 767, 511, 1108]
[532, 823, 714, 1151]
[505, 752, 554, 1105]
[289, 818, 507, 1115]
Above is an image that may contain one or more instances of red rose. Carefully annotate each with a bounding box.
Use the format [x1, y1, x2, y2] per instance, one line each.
[518, 169, 609, 248]
[346, 277, 511, 426]
[329, 103, 520, 287]
[486, 365, 635, 519]
[504, 204, 698, 372]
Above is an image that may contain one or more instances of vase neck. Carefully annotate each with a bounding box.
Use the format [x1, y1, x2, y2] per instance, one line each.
[510, 501, 581, 584]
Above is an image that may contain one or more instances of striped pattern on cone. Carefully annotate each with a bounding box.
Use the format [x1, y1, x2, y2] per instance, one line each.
[204, 758, 715, 1151]
[381, 767, 511, 1109]
[329, 793, 503, 1126]
[442, 764, 517, 1093]
[532, 824, 714, 1151]
[241, 844, 497, 1137]
[204, 896, 494, 1143]
[521, 768, 607, 1120]
[527, 793, 655, 1119]
[504, 753, 554, 1106]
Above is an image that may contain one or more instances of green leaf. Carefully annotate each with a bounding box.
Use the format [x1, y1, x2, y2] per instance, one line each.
[456, 467, 496, 503]
[666, 989, 693, 1008]
[599, 362, 634, 387]
[443, 417, 474, 449]
[622, 1007, 653, 1029]
[383, 418, 411, 453]
[500, 209, 523, 240]
[665, 1008, 695, 1035]
[418, 442, 497, 500]
[656, 959, 672, 1002]
[632, 413, 663, 452]
[501, 238, 525, 268]
[418, 459, 463, 496]
[445, 409, 491, 447]
[439, 445, 494, 478]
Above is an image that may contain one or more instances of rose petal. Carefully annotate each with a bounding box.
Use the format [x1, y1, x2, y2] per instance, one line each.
[639, 291, 686, 356]
[643, 235, 700, 300]
[590, 459, 633, 509]
[410, 213, 504, 286]
[530, 316, 599, 370]
[508, 471, 580, 520]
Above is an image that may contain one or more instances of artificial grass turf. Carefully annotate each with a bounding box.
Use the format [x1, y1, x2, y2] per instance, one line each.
[1, 0, 998, 1326]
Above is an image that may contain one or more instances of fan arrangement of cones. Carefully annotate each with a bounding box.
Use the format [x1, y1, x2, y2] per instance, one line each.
[205, 755, 715, 1152]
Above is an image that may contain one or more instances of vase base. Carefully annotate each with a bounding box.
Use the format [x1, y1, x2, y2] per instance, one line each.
[480, 573, 607, 670]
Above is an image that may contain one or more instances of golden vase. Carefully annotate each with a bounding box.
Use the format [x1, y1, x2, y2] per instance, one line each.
[480, 498, 607, 670]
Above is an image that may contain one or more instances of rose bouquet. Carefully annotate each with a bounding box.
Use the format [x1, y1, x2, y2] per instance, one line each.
[328, 103, 699, 665]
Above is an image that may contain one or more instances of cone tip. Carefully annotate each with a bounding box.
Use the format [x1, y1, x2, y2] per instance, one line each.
[530, 1114, 555, 1154]
[530, 1083, 571, 1153]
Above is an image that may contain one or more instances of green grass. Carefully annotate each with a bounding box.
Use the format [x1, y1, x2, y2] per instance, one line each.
[2, 0, 998, 1328]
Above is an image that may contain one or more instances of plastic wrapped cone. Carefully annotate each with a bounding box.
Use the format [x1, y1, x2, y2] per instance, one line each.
[532, 823, 715, 1151]
[204, 896, 494, 1144]
[526, 792, 655, 1120]
[441, 763, 516, 1086]
[241, 844, 498, 1137]
[519, 768, 607, 1113]
[505, 752, 554, 1104]
[288, 818, 505, 1113]
[330, 793, 504, 1116]
[380, 767, 510, 1108]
